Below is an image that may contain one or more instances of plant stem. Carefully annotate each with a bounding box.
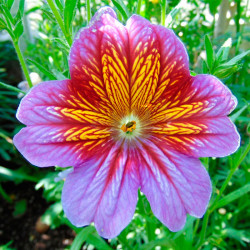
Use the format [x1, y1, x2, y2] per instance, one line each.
[197, 141, 250, 249]
[136, 0, 142, 15]
[197, 210, 210, 249]
[193, 219, 200, 236]
[0, 81, 26, 94]
[210, 141, 250, 213]
[161, 0, 167, 26]
[13, 41, 32, 88]
[47, 0, 72, 46]
[86, 0, 91, 24]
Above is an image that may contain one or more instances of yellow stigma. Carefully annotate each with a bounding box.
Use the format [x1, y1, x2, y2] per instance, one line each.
[121, 121, 136, 133]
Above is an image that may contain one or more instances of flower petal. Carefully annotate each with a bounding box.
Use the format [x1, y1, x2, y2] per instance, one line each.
[126, 15, 189, 118]
[16, 80, 111, 126]
[138, 139, 211, 231]
[150, 74, 240, 157]
[152, 117, 240, 157]
[69, 7, 130, 121]
[126, 16, 160, 114]
[62, 142, 139, 238]
[13, 124, 112, 167]
[150, 75, 237, 124]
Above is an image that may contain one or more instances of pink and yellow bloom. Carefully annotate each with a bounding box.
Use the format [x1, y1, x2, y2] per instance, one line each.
[14, 7, 240, 238]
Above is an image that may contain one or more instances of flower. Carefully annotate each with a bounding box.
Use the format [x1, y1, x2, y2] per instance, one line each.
[13, 7, 240, 238]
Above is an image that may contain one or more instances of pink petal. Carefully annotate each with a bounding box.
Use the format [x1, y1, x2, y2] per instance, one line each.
[152, 116, 240, 157]
[126, 15, 190, 118]
[62, 142, 140, 238]
[69, 7, 130, 120]
[13, 125, 112, 167]
[138, 139, 211, 231]
[16, 80, 111, 126]
[150, 74, 240, 157]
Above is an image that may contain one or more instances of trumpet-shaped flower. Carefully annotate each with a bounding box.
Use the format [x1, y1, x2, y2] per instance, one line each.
[14, 7, 240, 238]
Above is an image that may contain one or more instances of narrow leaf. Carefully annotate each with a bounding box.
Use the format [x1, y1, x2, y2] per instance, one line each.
[0, 166, 39, 182]
[55, 0, 64, 13]
[13, 20, 23, 39]
[0, 81, 26, 94]
[70, 226, 95, 250]
[18, 0, 25, 17]
[86, 233, 113, 250]
[64, 0, 78, 35]
[230, 104, 248, 122]
[7, 0, 15, 10]
[27, 59, 57, 80]
[1, 5, 15, 25]
[0, 18, 6, 29]
[205, 35, 214, 72]
[111, 0, 130, 21]
[216, 38, 232, 62]
[221, 50, 250, 67]
[52, 38, 70, 54]
[214, 184, 250, 209]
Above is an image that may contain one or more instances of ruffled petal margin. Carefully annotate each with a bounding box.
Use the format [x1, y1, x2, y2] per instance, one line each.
[13, 80, 113, 167]
[62, 141, 140, 238]
[138, 139, 212, 231]
[69, 7, 130, 121]
[151, 74, 240, 157]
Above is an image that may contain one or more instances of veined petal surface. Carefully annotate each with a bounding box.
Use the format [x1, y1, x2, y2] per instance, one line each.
[13, 125, 112, 167]
[138, 139, 211, 231]
[69, 7, 130, 122]
[150, 75, 240, 157]
[14, 80, 113, 167]
[126, 15, 190, 120]
[62, 142, 140, 238]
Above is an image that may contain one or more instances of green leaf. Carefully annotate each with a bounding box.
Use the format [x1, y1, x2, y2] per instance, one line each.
[223, 228, 249, 246]
[42, 202, 63, 228]
[0, 18, 6, 29]
[202, 60, 208, 74]
[55, 0, 64, 13]
[0, 240, 15, 249]
[64, 0, 78, 35]
[27, 59, 57, 80]
[70, 226, 95, 250]
[221, 50, 250, 67]
[111, 0, 130, 21]
[205, 35, 214, 72]
[0, 166, 39, 182]
[0, 81, 26, 94]
[41, 8, 57, 23]
[7, 0, 15, 10]
[18, 0, 25, 17]
[52, 38, 70, 54]
[165, 4, 181, 27]
[230, 104, 248, 122]
[1, 5, 15, 25]
[13, 20, 23, 39]
[86, 233, 113, 250]
[214, 184, 250, 210]
[216, 38, 232, 62]
[214, 64, 242, 79]
[139, 238, 176, 250]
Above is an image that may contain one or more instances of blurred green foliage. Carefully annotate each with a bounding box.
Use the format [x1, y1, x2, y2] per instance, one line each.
[0, 0, 249, 249]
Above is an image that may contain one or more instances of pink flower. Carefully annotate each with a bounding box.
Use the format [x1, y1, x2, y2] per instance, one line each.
[14, 7, 240, 238]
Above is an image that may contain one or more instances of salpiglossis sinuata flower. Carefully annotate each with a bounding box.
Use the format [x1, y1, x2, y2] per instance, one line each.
[14, 7, 240, 238]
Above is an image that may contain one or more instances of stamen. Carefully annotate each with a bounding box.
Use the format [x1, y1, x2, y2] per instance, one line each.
[121, 121, 136, 133]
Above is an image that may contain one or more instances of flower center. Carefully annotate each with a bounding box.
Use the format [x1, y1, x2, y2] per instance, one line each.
[121, 121, 136, 134]
[118, 114, 141, 140]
